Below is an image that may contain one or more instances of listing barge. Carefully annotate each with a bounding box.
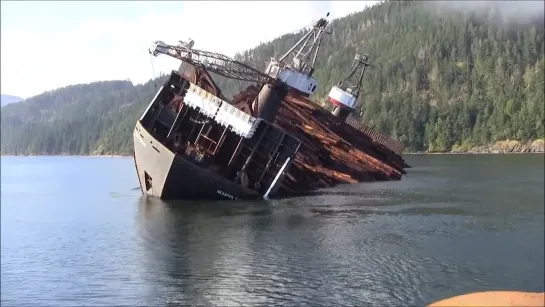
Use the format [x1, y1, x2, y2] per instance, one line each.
[133, 14, 408, 201]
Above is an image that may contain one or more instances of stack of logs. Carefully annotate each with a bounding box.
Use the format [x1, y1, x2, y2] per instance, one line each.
[233, 86, 409, 195]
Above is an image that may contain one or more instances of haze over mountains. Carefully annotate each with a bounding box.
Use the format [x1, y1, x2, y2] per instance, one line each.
[1, 94, 23, 107]
[1, 0, 543, 155]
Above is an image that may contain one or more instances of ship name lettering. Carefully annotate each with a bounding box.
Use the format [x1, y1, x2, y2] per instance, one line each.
[217, 189, 237, 200]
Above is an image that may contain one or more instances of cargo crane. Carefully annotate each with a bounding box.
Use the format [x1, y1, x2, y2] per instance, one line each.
[149, 39, 289, 122]
[265, 13, 331, 97]
[328, 53, 371, 122]
[149, 40, 274, 88]
[328, 54, 405, 155]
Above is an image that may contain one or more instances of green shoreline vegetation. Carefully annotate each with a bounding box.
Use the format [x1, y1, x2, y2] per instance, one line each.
[2, 139, 543, 157]
[1, 1, 544, 156]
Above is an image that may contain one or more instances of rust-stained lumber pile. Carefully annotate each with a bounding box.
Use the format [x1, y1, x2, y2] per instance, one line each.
[233, 86, 408, 194]
[276, 93, 407, 193]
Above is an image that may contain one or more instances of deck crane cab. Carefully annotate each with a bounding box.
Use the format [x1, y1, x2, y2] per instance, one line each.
[264, 13, 332, 98]
[328, 53, 371, 122]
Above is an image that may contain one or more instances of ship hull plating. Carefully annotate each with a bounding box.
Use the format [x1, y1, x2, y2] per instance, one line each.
[133, 121, 260, 201]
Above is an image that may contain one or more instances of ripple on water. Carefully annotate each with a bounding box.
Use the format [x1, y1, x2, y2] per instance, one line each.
[2, 155, 544, 306]
[131, 191, 541, 305]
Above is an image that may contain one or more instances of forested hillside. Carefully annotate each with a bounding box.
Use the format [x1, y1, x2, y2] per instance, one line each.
[1, 0, 544, 155]
[1, 78, 166, 155]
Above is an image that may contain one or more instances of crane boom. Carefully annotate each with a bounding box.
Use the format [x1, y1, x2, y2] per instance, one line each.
[278, 13, 331, 76]
[327, 53, 371, 121]
[149, 40, 274, 84]
[264, 13, 331, 97]
[337, 54, 371, 99]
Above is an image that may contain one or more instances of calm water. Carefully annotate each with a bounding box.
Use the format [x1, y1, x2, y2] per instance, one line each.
[1, 154, 544, 306]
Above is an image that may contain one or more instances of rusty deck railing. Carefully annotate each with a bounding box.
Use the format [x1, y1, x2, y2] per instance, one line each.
[345, 114, 405, 155]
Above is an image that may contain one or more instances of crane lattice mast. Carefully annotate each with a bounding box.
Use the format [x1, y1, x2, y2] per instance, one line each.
[337, 54, 371, 100]
[277, 12, 332, 77]
[327, 53, 371, 121]
[264, 13, 332, 97]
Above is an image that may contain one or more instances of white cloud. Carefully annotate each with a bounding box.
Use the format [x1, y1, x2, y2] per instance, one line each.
[0, 1, 379, 98]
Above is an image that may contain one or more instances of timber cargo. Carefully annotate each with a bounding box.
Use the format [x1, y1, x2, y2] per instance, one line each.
[132, 13, 409, 201]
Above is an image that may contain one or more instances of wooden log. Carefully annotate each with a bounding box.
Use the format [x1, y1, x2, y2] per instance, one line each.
[230, 85, 408, 194]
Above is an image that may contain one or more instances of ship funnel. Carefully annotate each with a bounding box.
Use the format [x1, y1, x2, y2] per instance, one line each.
[328, 53, 370, 122]
[255, 81, 289, 123]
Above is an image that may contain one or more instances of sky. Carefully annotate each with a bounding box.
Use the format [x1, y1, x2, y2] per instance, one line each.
[1, 0, 380, 98]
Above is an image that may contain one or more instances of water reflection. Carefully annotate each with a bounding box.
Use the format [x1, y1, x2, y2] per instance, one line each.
[137, 197, 281, 305]
[2, 155, 543, 306]
[135, 196, 421, 306]
[133, 153, 545, 306]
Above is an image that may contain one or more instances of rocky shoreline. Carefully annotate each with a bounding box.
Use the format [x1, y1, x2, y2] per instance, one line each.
[403, 139, 545, 155]
[450, 139, 544, 154]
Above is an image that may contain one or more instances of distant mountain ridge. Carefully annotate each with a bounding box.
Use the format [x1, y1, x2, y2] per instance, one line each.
[0, 1, 543, 155]
[1, 94, 23, 107]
